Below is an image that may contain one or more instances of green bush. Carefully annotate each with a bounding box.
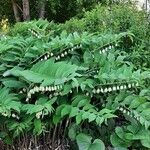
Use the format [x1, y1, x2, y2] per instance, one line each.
[0, 20, 150, 149]
[0, 1, 149, 149]
[61, 3, 149, 40]
[59, 3, 150, 69]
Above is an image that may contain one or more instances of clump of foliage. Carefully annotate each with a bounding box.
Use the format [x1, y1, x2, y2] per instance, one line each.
[59, 2, 150, 70]
[0, 20, 150, 150]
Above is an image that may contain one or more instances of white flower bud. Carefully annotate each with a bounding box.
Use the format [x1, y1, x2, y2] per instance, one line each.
[123, 109, 126, 113]
[46, 87, 49, 91]
[119, 107, 123, 111]
[61, 53, 64, 57]
[40, 87, 44, 92]
[128, 84, 132, 88]
[12, 114, 16, 118]
[112, 86, 116, 91]
[108, 87, 112, 92]
[136, 82, 139, 86]
[3, 113, 8, 117]
[23, 88, 26, 92]
[97, 88, 100, 94]
[50, 53, 54, 56]
[127, 111, 130, 115]
[16, 116, 19, 120]
[54, 86, 57, 91]
[64, 51, 67, 55]
[30, 89, 34, 94]
[75, 46, 78, 49]
[34, 87, 39, 92]
[104, 88, 108, 93]
[99, 50, 102, 54]
[26, 98, 29, 102]
[19, 91, 23, 94]
[117, 86, 120, 90]
[100, 88, 104, 93]
[52, 86, 55, 91]
[39, 86, 43, 91]
[27, 92, 31, 98]
[60, 85, 63, 89]
[86, 92, 89, 96]
[48, 86, 51, 91]
[102, 49, 105, 53]
[120, 85, 124, 90]
[92, 89, 96, 93]
[124, 85, 127, 89]
[36, 112, 42, 119]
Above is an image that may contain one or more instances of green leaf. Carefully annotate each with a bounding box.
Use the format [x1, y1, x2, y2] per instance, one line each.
[33, 119, 42, 135]
[53, 115, 61, 124]
[61, 105, 72, 117]
[115, 127, 124, 139]
[2, 79, 26, 88]
[110, 133, 131, 148]
[88, 113, 96, 122]
[68, 124, 77, 141]
[10, 59, 84, 86]
[76, 133, 92, 150]
[76, 133, 105, 150]
[76, 112, 83, 125]
[141, 139, 150, 148]
[69, 107, 79, 118]
[89, 139, 105, 150]
[96, 117, 104, 125]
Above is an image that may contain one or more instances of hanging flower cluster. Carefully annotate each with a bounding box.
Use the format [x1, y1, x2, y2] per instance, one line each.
[99, 43, 118, 54]
[92, 82, 139, 94]
[28, 29, 41, 38]
[26, 85, 63, 102]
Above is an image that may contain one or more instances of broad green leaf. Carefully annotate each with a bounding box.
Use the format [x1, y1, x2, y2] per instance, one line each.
[76, 133, 92, 150]
[89, 139, 105, 150]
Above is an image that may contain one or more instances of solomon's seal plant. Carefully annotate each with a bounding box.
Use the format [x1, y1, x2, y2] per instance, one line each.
[0, 20, 149, 150]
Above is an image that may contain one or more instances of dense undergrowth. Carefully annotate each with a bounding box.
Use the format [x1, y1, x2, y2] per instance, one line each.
[0, 2, 150, 150]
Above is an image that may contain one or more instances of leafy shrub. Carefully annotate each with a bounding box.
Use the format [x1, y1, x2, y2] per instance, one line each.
[59, 2, 150, 70]
[0, 21, 150, 150]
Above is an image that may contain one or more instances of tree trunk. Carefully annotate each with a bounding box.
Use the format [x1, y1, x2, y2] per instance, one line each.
[22, 0, 30, 21]
[39, 0, 46, 19]
[11, 0, 21, 22]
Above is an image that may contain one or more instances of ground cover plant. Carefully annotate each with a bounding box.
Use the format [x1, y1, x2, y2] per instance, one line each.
[0, 19, 150, 150]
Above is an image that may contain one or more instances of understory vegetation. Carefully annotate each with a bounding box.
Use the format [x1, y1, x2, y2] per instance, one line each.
[0, 1, 150, 150]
